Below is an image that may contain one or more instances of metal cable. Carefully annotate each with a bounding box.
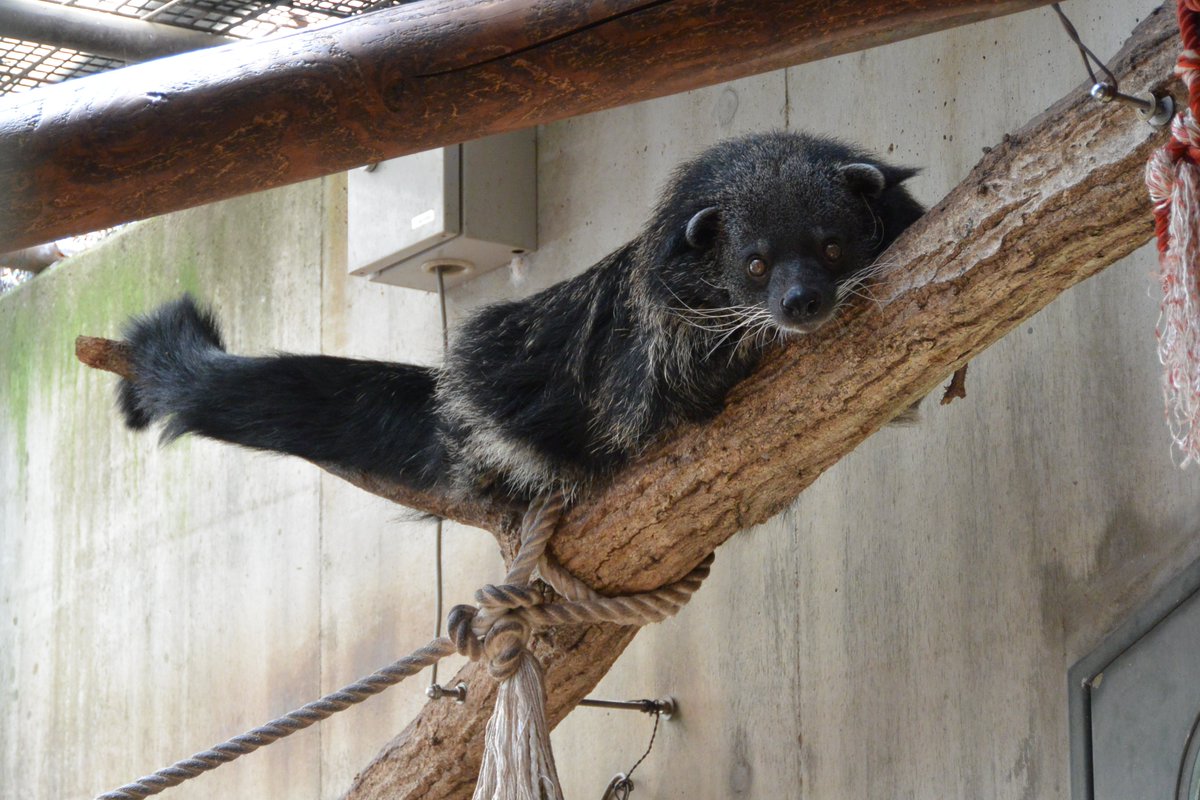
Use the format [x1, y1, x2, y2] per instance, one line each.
[1051, 3, 1119, 88]
[624, 709, 660, 782]
[431, 264, 450, 689]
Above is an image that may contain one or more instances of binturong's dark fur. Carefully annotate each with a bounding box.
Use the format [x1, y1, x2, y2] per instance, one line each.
[117, 132, 923, 501]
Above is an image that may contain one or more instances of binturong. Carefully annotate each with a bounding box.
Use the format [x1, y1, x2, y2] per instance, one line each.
[116, 131, 924, 501]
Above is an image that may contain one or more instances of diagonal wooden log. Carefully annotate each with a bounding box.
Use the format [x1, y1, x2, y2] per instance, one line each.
[4, 0, 1059, 252]
[76, 5, 1180, 798]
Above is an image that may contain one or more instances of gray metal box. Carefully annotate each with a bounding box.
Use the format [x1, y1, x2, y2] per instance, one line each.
[1069, 556, 1200, 800]
[347, 130, 537, 292]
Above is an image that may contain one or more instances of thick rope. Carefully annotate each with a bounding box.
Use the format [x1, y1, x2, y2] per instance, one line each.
[536, 554, 603, 602]
[95, 638, 457, 799]
[1147, 0, 1200, 464]
[448, 492, 712, 800]
[95, 491, 712, 799]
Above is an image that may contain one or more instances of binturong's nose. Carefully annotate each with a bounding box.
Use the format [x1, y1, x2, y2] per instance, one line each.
[780, 285, 829, 324]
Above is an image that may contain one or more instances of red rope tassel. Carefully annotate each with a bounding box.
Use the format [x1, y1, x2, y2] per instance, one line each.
[1146, 0, 1200, 462]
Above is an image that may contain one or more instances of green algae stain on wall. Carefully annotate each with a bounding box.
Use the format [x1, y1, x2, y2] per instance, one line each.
[0, 286, 35, 471]
[3, 227, 195, 440]
[1, 227, 210, 504]
[0, 178, 326, 504]
[1, 179, 334, 800]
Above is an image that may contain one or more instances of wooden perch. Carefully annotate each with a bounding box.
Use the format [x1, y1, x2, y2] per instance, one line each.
[75, 336, 133, 378]
[2, 0, 1058, 252]
[76, 5, 1179, 798]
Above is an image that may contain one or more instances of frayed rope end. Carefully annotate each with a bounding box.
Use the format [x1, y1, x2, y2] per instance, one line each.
[473, 651, 563, 800]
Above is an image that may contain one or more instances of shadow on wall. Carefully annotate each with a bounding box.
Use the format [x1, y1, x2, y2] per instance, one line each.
[1042, 502, 1200, 661]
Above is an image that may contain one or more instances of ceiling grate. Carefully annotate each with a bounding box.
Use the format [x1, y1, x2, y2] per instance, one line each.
[0, 0, 412, 95]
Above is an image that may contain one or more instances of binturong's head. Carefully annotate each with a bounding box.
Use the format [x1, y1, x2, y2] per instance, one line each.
[648, 132, 924, 337]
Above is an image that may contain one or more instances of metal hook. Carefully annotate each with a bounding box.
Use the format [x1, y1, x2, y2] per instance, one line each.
[1051, 4, 1175, 129]
[1091, 82, 1175, 129]
[577, 697, 675, 719]
[426, 681, 467, 703]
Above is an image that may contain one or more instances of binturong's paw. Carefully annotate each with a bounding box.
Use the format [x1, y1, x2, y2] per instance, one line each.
[116, 294, 225, 432]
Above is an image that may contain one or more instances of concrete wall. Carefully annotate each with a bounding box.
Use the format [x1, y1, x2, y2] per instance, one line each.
[2, 1, 1192, 798]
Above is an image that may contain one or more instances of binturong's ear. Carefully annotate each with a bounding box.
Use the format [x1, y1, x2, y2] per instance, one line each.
[685, 206, 721, 249]
[839, 163, 888, 198]
[840, 162, 920, 198]
[843, 161, 924, 254]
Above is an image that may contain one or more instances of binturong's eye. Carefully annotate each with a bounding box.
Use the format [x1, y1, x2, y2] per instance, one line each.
[823, 241, 842, 262]
[747, 257, 769, 278]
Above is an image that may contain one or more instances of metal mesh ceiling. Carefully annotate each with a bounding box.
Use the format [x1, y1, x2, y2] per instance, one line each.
[0, 35, 123, 93]
[0, 0, 410, 95]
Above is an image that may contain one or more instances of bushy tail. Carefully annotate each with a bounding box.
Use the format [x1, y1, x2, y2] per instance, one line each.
[118, 295, 445, 489]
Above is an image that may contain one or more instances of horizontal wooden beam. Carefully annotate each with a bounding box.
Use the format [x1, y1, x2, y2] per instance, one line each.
[1, 0, 1055, 251]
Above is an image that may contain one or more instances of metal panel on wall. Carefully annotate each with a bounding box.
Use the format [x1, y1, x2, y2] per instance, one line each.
[1081, 570, 1200, 799]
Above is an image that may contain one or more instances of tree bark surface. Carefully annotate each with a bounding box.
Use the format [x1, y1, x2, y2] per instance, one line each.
[2, 0, 1057, 251]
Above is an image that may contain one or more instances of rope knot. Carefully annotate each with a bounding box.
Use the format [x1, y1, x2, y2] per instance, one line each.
[482, 616, 532, 680]
[448, 582, 544, 678]
[475, 582, 543, 614]
[447, 604, 485, 660]
[1148, 111, 1200, 252]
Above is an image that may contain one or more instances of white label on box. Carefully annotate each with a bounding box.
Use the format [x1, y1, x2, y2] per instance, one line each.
[411, 209, 436, 229]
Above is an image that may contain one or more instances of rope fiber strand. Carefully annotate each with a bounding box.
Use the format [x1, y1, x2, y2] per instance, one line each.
[95, 491, 713, 800]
